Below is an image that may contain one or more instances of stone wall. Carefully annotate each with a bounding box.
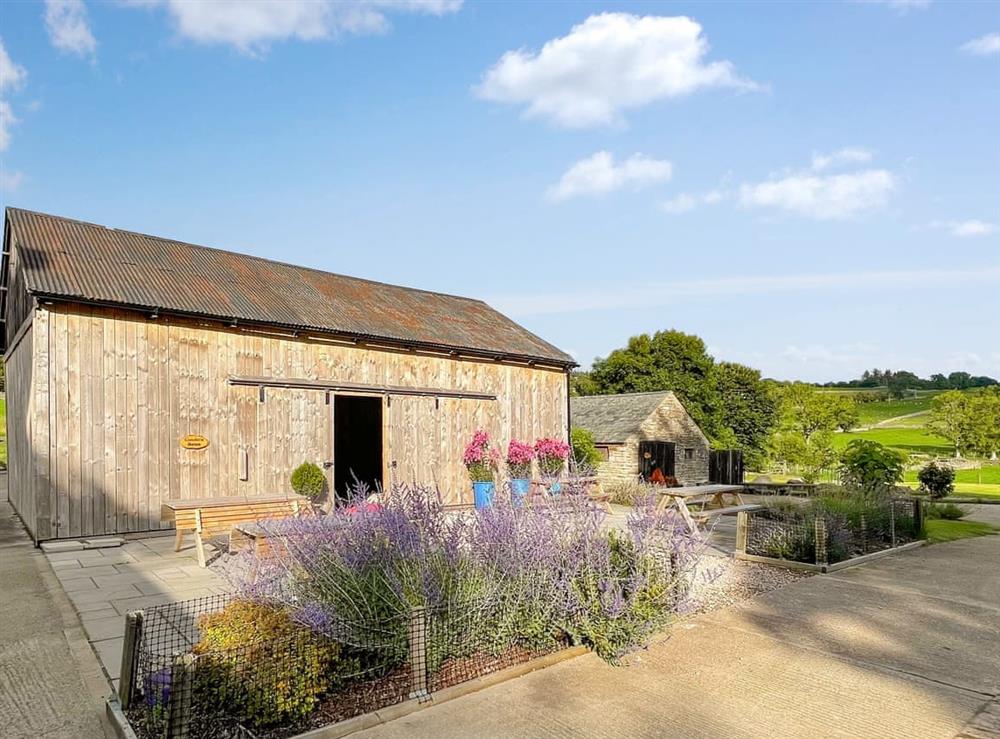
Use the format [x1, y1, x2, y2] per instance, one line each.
[594, 394, 710, 486]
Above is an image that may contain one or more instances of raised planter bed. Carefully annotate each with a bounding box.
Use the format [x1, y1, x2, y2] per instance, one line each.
[733, 497, 926, 574]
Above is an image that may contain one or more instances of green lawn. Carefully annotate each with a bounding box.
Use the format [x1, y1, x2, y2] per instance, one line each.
[855, 396, 935, 426]
[833, 427, 953, 456]
[924, 518, 999, 544]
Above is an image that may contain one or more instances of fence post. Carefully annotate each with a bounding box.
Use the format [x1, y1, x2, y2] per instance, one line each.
[164, 652, 196, 739]
[814, 517, 828, 567]
[913, 498, 924, 537]
[118, 611, 143, 709]
[408, 606, 428, 700]
[735, 511, 749, 553]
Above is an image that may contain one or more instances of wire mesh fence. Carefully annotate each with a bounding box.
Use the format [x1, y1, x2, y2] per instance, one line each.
[741, 496, 923, 567]
[121, 594, 571, 739]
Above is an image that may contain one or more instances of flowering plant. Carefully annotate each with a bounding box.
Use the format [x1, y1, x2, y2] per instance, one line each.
[506, 440, 535, 480]
[463, 430, 499, 482]
[534, 437, 571, 477]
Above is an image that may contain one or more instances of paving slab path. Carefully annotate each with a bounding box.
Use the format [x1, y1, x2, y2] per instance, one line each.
[361, 506, 1000, 739]
[0, 500, 114, 739]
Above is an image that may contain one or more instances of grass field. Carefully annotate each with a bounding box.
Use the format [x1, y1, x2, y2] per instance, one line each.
[833, 427, 953, 455]
[855, 396, 934, 426]
[924, 518, 999, 544]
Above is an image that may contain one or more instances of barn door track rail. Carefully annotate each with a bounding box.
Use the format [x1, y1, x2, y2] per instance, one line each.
[228, 375, 497, 402]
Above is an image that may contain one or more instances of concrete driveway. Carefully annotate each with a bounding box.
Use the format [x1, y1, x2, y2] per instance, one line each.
[360, 506, 1000, 739]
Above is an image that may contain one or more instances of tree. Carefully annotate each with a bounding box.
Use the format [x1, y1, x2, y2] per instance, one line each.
[569, 371, 600, 397]
[839, 439, 904, 495]
[713, 362, 779, 470]
[570, 427, 603, 470]
[929, 390, 974, 457]
[768, 384, 856, 481]
[967, 387, 1000, 459]
[589, 330, 722, 436]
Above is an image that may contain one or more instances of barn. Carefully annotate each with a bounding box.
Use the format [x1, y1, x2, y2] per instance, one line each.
[571, 391, 710, 486]
[1, 208, 575, 542]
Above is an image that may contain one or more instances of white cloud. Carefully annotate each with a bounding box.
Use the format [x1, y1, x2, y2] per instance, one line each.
[810, 147, 873, 172]
[857, 0, 932, 12]
[0, 40, 27, 151]
[547, 151, 672, 202]
[739, 168, 895, 220]
[45, 0, 98, 58]
[930, 219, 998, 237]
[0, 168, 23, 192]
[960, 32, 1000, 57]
[0, 100, 17, 151]
[476, 13, 759, 128]
[661, 193, 697, 214]
[660, 188, 728, 214]
[125, 0, 462, 54]
[488, 265, 1000, 317]
[0, 40, 27, 92]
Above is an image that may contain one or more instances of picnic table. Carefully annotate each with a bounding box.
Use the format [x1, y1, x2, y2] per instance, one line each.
[528, 476, 613, 512]
[162, 494, 309, 567]
[654, 484, 760, 534]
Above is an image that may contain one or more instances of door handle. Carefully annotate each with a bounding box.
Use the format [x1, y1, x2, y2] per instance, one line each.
[322, 461, 334, 469]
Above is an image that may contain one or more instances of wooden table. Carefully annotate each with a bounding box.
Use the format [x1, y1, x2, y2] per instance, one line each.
[161, 495, 309, 567]
[655, 484, 752, 533]
[527, 476, 613, 512]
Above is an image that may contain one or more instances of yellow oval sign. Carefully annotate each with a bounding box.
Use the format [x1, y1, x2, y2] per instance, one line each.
[180, 434, 209, 450]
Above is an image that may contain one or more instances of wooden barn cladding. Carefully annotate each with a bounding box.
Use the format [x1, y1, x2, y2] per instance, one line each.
[2, 209, 573, 541]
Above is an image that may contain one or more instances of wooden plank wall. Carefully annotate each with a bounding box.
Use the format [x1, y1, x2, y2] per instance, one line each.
[29, 304, 567, 538]
[5, 321, 35, 536]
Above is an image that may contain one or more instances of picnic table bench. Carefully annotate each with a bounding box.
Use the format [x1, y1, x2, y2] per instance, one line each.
[655, 484, 761, 534]
[162, 495, 309, 567]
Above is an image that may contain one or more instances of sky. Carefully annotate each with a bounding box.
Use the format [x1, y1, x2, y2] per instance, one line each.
[0, 0, 998, 382]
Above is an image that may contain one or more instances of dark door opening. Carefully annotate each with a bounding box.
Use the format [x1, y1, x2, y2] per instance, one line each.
[639, 441, 675, 482]
[333, 395, 383, 500]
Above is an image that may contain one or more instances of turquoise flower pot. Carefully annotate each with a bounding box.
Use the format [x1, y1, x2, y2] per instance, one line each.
[548, 481, 562, 496]
[473, 481, 495, 510]
[510, 478, 530, 507]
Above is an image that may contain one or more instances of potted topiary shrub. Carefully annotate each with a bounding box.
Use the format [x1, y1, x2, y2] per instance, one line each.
[506, 439, 535, 507]
[463, 430, 499, 510]
[290, 461, 327, 511]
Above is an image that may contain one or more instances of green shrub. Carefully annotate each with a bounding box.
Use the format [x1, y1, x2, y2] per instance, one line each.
[192, 601, 351, 726]
[290, 461, 327, 502]
[838, 439, 904, 495]
[917, 462, 955, 499]
[570, 427, 603, 469]
[927, 502, 967, 520]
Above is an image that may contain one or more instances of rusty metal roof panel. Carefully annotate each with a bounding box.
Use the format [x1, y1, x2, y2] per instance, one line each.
[5, 208, 575, 366]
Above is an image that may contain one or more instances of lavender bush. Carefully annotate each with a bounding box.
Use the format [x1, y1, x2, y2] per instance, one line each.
[222, 482, 707, 664]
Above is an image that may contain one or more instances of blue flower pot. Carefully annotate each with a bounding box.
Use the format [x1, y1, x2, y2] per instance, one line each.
[473, 481, 495, 510]
[548, 481, 562, 497]
[510, 478, 530, 507]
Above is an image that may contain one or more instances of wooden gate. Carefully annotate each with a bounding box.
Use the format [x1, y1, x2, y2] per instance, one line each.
[639, 441, 675, 481]
[709, 450, 745, 485]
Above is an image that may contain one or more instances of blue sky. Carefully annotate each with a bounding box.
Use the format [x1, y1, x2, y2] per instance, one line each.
[1, 0, 997, 381]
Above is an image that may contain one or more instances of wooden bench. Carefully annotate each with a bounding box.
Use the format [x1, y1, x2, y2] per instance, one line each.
[162, 495, 309, 567]
[692, 503, 762, 523]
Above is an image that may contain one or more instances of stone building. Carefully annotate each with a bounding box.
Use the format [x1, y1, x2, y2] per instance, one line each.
[571, 391, 710, 485]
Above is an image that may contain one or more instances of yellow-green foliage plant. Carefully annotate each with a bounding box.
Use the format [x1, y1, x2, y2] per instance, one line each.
[192, 601, 346, 726]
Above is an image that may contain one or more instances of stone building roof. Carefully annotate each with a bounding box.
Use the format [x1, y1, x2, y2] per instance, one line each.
[571, 391, 683, 443]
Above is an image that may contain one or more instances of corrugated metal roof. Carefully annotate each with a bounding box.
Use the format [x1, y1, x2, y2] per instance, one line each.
[571, 391, 677, 442]
[4, 208, 575, 366]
